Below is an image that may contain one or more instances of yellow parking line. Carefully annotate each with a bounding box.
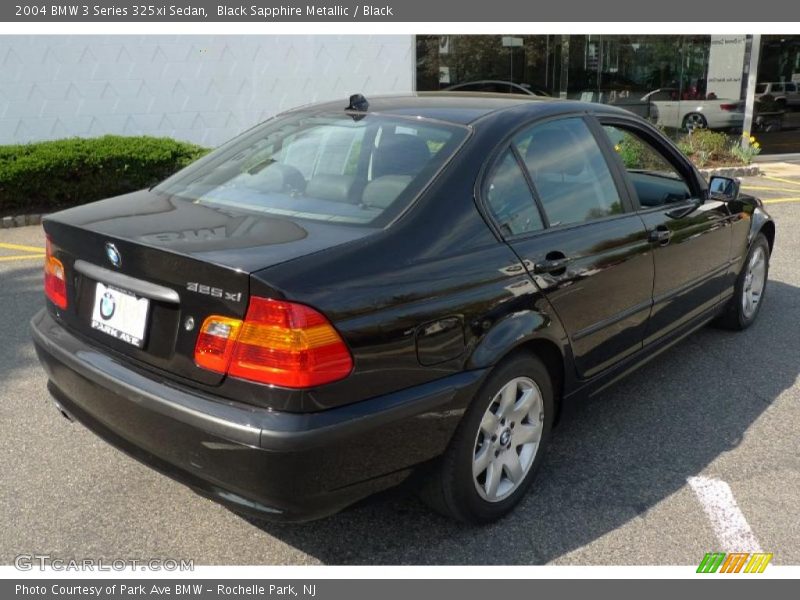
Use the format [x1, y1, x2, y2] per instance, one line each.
[762, 175, 800, 189]
[741, 185, 800, 193]
[0, 253, 45, 262]
[763, 197, 800, 205]
[0, 241, 45, 253]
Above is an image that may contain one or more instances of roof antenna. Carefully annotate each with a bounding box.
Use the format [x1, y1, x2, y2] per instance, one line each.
[346, 93, 369, 112]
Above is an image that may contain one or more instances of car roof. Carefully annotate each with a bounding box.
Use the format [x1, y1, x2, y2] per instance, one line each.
[296, 92, 629, 126]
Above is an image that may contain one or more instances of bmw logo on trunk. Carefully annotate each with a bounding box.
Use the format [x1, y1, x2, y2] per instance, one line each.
[105, 243, 121, 268]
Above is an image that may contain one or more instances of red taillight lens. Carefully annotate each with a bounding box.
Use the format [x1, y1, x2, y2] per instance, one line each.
[44, 237, 67, 309]
[194, 297, 353, 388]
[720, 103, 739, 111]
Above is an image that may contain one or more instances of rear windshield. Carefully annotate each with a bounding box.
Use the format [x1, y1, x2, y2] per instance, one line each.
[156, 112, 468, 226]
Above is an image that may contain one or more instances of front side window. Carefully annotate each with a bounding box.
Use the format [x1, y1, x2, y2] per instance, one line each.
[156, 113, 467, 226]
[514, 118, 623, 226]
[601, 124, 692, 207]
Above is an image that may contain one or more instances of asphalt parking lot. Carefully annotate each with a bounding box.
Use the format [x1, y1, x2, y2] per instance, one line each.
[1, 167, 799, 566]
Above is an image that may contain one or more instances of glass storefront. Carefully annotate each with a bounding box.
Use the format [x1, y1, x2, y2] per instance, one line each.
[416, 35, 800, 155]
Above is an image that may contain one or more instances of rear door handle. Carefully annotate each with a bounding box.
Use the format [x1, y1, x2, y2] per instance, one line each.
[533, 257, 571, 274]
[648, 226, 672, 246]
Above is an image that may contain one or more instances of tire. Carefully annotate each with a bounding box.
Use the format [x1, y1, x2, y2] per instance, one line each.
[683, 112, 708, 131]
[716, 233, 770, 330]
[421, 352, 554, 524]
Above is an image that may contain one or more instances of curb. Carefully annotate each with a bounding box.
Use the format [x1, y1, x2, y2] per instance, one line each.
[699, 165, 761, 178]
[1, 214, 45, 229]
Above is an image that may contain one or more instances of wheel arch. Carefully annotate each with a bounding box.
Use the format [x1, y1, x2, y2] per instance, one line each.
[466, 311, 571, 423]
[759, 219, 776, 254]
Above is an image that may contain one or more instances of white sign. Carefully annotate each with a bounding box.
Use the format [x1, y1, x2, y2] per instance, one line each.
[706, 35, 747, 100]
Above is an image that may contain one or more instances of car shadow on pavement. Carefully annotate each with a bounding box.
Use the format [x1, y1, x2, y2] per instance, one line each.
[241, 280, 800, 564]
[0, 264, 47, 378]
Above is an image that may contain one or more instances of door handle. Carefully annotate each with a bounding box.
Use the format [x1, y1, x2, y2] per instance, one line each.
[533, 256, 571, 274]
[648, 226, 672, 246]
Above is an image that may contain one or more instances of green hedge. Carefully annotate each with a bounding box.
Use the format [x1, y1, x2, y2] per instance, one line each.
[0, 135, 210, 214]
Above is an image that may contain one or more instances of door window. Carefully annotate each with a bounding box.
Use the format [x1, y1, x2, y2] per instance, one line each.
[484, 149, 544, 236]
[514, 118, 623, 226]
[601, 125, 692, 207]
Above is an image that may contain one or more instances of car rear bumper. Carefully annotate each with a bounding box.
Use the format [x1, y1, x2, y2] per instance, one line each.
[31, 309, 485, 521]
[707, 111, 745, 129]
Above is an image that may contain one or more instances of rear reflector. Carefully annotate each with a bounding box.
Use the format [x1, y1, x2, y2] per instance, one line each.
[44, 237, 68, 309]
[194, 297, 353, 388]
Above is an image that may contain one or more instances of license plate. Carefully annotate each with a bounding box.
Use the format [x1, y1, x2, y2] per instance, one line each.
[90, 282, 150, 348]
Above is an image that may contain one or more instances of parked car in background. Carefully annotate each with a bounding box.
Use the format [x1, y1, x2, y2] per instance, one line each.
[755, 82, 800, 110]
[574, 89, 659, 123]
[642, 88, 745, 131]
[444, 80, 550, 96]
[32, 93, 774, 524]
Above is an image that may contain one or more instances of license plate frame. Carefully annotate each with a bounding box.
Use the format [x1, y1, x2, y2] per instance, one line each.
[90, 282, 150, 348]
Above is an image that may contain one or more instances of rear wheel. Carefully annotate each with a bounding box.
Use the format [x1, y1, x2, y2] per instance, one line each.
[716, 233, 770, 330]
[683, 112, 708, 131]
[421, 353, 554, 523]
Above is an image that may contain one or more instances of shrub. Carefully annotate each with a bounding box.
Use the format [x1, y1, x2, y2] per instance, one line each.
[675, 129, 731, 167]
[0, 135, 210, 214]
[729, 134, 762, 165]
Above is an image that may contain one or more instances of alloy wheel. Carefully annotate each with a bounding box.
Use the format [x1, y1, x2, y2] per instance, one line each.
[684, 113, 707, 131]
[472, 376, 544, 502]
[742, 245, 767, 319]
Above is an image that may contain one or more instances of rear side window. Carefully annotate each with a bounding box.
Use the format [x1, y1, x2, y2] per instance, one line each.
[514, 118, 623, 226]
[156, 113, 467, 226]
[485, 149, 544, 236]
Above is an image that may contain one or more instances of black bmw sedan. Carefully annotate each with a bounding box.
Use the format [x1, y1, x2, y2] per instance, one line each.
[32, 93, 774, 523]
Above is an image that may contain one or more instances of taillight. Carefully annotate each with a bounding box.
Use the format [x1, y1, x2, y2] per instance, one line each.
[44, 236, 67, 309]
[194, 297, 353, 388]
[194, 316, 243, 374]
[720, 103, 739, 111]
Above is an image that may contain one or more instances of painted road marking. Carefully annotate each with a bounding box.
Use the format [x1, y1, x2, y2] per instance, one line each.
[763, 197, 800, 205]
[688, 476, 762, 553]
[0, 241, 45, 253]
[762, 175, 800, 189]
[741, 185, 800, 192]
[0, 254, 45, 262]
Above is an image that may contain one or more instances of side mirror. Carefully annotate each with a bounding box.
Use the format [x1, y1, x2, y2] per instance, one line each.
[708, 176, 740, 201]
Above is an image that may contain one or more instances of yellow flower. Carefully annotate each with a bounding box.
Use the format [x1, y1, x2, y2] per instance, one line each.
[614, 144, 621, 152]
[749, 135, 757, 143]
[753, 142, 761, 149]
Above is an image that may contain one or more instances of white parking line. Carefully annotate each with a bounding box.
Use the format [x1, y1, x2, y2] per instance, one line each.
[688, 476, 762, 552]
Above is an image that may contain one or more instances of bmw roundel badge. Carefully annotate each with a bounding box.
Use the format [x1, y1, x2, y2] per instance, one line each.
[99, 292, 116, 320]
[105, 242, 121, 268]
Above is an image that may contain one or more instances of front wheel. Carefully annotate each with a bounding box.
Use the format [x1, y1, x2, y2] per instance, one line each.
[716, 233, 770, 330]
[420, 353, 554, 523]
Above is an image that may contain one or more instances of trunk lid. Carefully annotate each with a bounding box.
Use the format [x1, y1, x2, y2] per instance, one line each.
[44, 189, 373, 386]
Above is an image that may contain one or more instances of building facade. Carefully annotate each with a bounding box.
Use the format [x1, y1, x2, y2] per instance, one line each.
[1, 34, 798, 154]
[417, 34, 800, 154]
[0, 35, 415, 147]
